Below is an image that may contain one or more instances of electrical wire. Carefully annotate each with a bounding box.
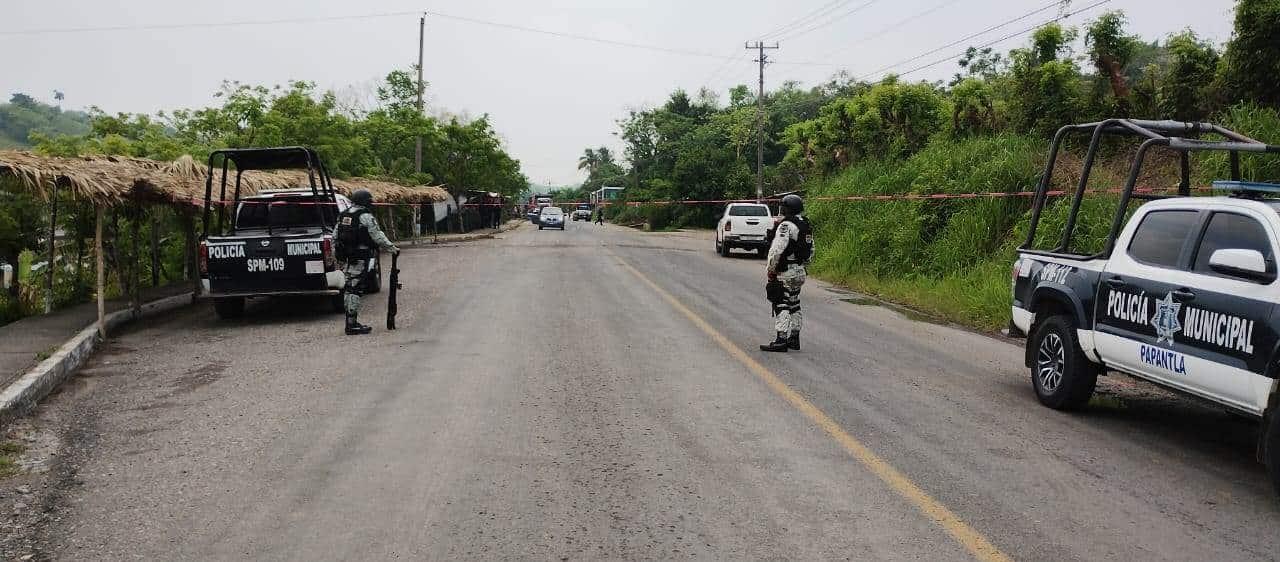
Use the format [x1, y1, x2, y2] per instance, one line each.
[1, 9, 740, 65]
[0, 11, 422, 35]
[814, 0, 962, 59]
[774, 0, 883, 43]
[855, 0, 1070, 77]
[863, 0, 1112, 81]
[756, 0, 858, 40]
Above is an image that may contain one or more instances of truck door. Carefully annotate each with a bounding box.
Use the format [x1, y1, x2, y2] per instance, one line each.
[1175, 209, 1278, 413]
[1097, 206, 1278, 414]
[1095, 209, 1202, 389]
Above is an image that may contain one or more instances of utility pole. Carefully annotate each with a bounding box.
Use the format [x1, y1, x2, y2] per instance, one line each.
[415, 13, 426, 174]
[745, 41, 778, 203]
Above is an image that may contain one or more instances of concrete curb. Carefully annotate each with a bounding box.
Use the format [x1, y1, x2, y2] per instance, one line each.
[0, 292, 196, 425]
[401, 221, 523, 246]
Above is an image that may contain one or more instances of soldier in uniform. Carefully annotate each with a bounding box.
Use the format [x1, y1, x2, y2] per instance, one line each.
[335, 189, 399, 335]
[761, 194, 813, 352]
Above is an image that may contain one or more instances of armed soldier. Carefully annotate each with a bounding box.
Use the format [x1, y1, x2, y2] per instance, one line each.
[335, 189, 399, 335]
[761, 194, 813, 353]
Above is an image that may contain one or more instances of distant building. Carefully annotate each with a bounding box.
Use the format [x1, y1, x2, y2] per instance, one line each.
[589, 186, 624, 204]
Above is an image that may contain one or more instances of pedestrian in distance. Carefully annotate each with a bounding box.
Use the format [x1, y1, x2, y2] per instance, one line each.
[335, 189, 400, 335]
[596, 207, 605, 225]
[761, 194, 813, 352]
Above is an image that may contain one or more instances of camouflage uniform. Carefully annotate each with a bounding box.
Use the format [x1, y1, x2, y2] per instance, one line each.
[766, 219, 808, 335]
[342, 205, 398, 320]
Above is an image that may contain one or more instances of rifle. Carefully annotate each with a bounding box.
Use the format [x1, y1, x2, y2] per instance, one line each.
[387, 252, 402, 330]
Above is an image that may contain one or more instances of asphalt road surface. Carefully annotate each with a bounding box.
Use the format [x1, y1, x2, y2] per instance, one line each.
[8, 220, 1280, 560]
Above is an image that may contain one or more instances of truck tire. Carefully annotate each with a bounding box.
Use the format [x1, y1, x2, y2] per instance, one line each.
[715, 238, 723, 255]
[331, 294, 346, 314]
[213, 297, 245, 319]
[719, 240, 730, 257]
[1266, 408, 1280, 496]
[1030, 315, 1098, 410]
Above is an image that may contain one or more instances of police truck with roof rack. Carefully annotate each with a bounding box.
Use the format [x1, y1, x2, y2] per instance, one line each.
[1010, 119, 1280, 496]
[197, 147, 368, 319]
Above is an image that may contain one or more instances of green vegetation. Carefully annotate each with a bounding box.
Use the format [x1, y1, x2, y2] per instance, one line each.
[0, 68, 528, 327]
[582, 3, 1280, 330]
[0, 93, 91, 149]
[0, 440, 24, 477]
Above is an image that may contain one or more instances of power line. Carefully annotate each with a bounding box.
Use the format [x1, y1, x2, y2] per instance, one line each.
[1, 9, 739, 64]
[756, 0, 857, 40]
[814, 0, 962, 59]
[0, 11, 421, 35]
[422, 11, 733, 61]
[855, 0, 1068, 78]
[774, 0, 883, 43]
[864, 0, 1112, 81]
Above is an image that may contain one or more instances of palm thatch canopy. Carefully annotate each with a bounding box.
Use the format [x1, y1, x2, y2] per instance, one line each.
[0, 151, 449, 207]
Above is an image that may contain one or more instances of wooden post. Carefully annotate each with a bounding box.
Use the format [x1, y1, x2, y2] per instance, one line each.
[95, 206, 105, 337]
[150, 209, 161, 287]
[44, 182, 58, 314]
[130, 209, 141, 315]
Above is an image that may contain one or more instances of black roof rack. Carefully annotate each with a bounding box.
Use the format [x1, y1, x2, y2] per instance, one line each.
[1021, 119, 1280, 260]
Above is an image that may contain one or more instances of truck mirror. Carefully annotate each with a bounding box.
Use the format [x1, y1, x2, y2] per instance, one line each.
[1209, 249, 1274, 282]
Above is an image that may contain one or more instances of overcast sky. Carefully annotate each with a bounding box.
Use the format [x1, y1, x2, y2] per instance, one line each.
[1, 0, 1239, 186]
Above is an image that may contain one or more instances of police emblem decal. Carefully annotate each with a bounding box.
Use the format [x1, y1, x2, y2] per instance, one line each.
[1150, 292, 1182, 346]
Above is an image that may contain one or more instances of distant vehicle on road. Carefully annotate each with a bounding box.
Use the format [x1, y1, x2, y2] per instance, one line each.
[526, 207, 541, 224]
[1010, 119, 1280, 495]
[572, 204, 592, 221]
[538, 207, 565, 230]
[715, 203, 772, 257]
[198, 147, 352, 319]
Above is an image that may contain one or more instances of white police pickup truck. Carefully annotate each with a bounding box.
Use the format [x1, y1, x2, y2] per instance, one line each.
[1010, 119, 1280, 495]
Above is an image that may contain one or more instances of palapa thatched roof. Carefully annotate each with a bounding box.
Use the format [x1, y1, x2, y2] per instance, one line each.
[0, 151, 450, 207]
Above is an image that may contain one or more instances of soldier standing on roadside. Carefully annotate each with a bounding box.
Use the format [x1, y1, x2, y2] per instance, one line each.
[760, 194, 813, 352]
[335, 189, 400, 335]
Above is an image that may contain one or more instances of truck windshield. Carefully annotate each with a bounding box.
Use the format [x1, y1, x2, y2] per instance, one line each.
[729, 206, 769, 217]
[235, 197, 334, 230]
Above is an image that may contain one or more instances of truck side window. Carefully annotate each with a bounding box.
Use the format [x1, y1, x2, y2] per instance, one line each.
[1192, 212, 1274, 277]
[1126, 210, 1198, 268]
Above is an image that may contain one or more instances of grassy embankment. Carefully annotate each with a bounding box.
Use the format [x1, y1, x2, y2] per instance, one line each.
[805, 106, 1280, 332]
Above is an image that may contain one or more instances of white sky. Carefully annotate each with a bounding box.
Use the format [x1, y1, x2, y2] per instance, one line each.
[1, 0, 1238, 186]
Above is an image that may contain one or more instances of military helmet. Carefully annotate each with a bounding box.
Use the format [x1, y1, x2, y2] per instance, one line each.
[350, 189, 373, 207]
[780, 194, 804, 216]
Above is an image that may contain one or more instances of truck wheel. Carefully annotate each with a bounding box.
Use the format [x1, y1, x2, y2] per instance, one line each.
[715, 238, 722, 254]
[719, 241, 730, 257]
[1266, 408, 1280, 496]
[331, 294, 346, 314]
[365, 268, 382, 294]
[213, 297, 245, 319]
[1030, 315, 1098, 410]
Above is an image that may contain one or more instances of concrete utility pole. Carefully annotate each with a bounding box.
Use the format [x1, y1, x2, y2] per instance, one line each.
[745, 41, 778, 203]
[415, 14, 426, 174]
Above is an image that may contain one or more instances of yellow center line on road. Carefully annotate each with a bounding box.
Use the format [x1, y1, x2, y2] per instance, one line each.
[611, 253, 1013, 562]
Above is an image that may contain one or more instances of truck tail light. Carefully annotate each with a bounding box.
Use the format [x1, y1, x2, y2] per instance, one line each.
[322, 237, 336, 271]
[198, 241, 209, 276]
[724, 221, 732, 232]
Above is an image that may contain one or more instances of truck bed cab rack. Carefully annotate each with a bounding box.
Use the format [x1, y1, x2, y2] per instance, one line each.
[1021, 119, 1280, 261]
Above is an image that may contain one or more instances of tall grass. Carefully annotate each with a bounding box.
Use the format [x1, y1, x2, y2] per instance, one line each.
[803, 136, 1043, 328]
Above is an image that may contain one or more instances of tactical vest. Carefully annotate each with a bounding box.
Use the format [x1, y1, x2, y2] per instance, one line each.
[335, 207, 375, 260]
[780, 215, 813, 267]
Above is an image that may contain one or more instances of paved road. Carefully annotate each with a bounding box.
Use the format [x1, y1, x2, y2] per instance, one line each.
[8, 221, 1280, 560]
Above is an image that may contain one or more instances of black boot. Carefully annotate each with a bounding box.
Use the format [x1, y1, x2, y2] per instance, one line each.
[760, 332, 789, 352]
[345, 314, 372, 335]
[788, 331, 800, 350]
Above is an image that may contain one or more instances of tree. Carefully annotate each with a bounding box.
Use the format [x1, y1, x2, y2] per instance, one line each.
[1222, 0, 1280, 109]
[577, 148, 598, 174]
[1085, 11, 1139, 107]
[1159, 30, 1220, 121]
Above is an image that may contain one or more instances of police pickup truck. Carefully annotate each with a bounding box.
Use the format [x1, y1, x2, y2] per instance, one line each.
[1010, 119, 1280, 495]
[198, 147, 373, 319]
